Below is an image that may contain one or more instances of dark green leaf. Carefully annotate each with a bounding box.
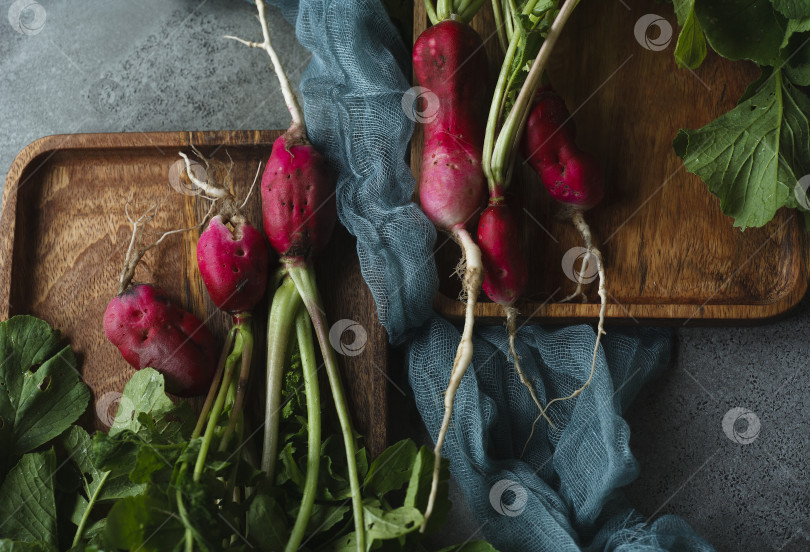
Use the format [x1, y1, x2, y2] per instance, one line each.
[364, 503, 422, 543]
[673, 0, 707, 69]
[247, 494, 287, 552]
[694, 0, 786, 65]
[0, 541, 54, 552]
[103, 492, 183, 552]
[404, 447, 451, 535]
[783, 31, 810, 85]
[771, 0, 810, 18]
[0, 316, 90, 472]
[0, 450, 58, 546]
[674, 69, 810, 228]
[363, 439, 417, 499]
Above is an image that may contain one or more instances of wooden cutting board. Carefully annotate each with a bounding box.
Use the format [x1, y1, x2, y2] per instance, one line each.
[412, 0, 807, 324]
[0, 130, 389, 457]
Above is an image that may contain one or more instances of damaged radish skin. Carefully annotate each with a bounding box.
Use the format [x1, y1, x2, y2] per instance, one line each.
[261, 135, 336, 260]
[104, 284, 217, 397]
[414, 20, 488, 231]
[197, 215, 269, 314]
[520, 89, 604, 210]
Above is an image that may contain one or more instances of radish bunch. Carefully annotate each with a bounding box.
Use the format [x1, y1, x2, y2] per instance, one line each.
[227, 2, 364, 550]
[484, 0, 606, 436]
[415, 0, 607, 518]
[104, 202, 217, 397]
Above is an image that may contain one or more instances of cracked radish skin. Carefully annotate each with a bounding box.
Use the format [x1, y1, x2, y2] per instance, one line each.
[520, 88, 604, 210]
[261, 134, 337, 261]
[197, 215, 269, 314]
[103, 284, 217, 396]
[414, 19, 489, 231]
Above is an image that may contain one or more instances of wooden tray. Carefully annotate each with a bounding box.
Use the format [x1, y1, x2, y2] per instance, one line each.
[412, 0, 807, 324]
[0, 131, 389, 456]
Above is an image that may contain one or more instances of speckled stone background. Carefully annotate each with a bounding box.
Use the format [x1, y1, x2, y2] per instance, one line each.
[1, 1, 808, 551]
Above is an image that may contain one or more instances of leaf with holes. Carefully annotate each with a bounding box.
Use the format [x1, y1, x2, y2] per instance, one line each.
[0, 316, 90, 474]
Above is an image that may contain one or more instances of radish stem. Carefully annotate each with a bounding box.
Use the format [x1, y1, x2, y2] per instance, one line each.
[286, 264, 365, 552]
[492, 0, 579, 182]
[219, 316, 254, 451]
[261, 276, 302, 478]
[192, 327, 237, 439]
[72, 470, 110, 548]
[285, 306, 322, 552]
[423, 227, 482, 532]
[195, 330, 243, 482]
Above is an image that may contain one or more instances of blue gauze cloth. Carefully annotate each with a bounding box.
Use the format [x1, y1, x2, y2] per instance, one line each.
[261, 1, 715, 550]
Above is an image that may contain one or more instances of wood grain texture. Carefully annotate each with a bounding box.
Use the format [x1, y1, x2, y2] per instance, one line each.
[0, 130, 389, 457]
[413, 0, 806, 324]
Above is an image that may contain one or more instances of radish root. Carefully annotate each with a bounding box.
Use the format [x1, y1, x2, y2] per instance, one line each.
[423, 227, 483, 532]
[118, 196, 209, 295]
[225, 0, 305, 136]
[528, 211, 606, 438]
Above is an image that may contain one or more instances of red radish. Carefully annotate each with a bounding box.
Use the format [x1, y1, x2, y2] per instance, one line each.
[104, 204, 216, 397]
[480, 0, 592, 443]
[227, 3, 364, 550]
[196, 215, 269, 314]
[261, 134, 336, 260]
[518, 85, 608, 425]
[412, 7, 490, 529]
[521, 88, 604, 210]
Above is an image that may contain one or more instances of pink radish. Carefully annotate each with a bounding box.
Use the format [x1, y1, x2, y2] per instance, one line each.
[519, 84, 608, 424]
[103, 204, 216, 397]
[196, 215, 269, 315]
[175, 151, 269, 551]
[226, 3, 364, 550]
[412, 11, 490, 529]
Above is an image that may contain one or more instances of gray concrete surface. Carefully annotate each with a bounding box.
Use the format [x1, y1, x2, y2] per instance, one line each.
[1, 1, 808, 551]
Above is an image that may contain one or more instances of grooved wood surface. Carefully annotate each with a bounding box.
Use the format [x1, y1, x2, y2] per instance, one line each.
[412, 0, 806, 324]
[0, 130, 388, 456]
